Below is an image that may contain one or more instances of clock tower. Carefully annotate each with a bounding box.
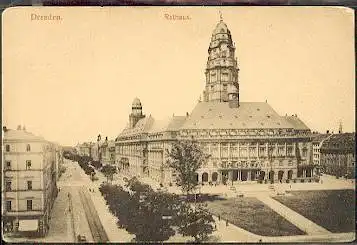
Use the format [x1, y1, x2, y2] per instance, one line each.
[203, 17, 239, 106]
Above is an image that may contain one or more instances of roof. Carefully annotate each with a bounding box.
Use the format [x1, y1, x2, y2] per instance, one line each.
[320, 133, 356, 153]
[117, 115, 186, 139]
[4, 129, 46, 141]
[117, 116, 154, 138]
[311, 133, 332, 143]
[213, 20, 230, 35]
[181, 101, 299, 130]
[284, 115, 310, 130]
[132, 97, 142, 108]
[149, 116, 187, 133]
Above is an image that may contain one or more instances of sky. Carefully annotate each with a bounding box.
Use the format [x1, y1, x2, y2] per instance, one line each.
[2, 7, 355, 146]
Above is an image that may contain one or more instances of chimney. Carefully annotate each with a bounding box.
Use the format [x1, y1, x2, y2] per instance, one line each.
[17, 125, 22, 130]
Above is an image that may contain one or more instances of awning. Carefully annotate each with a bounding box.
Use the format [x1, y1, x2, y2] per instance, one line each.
[18, 219, 38, 231]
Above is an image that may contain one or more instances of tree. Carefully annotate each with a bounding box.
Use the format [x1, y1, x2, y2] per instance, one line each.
[100, 178, 182, 242]
[176, 203, 215, 242]
[166, 140, 209, 197]
[101, 164, 118, 183]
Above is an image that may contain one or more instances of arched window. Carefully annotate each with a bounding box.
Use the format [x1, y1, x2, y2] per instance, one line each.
[26, 144, 31, 152]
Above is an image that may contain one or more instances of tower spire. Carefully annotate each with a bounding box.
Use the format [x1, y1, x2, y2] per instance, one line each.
[338, 120, 343, 134]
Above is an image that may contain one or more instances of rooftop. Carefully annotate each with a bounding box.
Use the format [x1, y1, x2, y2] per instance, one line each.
[3, 128, 46, 141]
[320, 133, 356, 153]
[181, 101, 304, 130]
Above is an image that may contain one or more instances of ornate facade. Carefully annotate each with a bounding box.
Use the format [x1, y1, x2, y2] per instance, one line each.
[115, 19, 315, 186]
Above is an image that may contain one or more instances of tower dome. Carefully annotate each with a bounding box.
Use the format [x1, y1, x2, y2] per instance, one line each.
[132, 97, 142, 108]
[212, 20, 230, 35]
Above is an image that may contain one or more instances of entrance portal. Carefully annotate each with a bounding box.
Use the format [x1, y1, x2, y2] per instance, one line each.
[288, 170, 293, 180]
[278, 171, 284, 181]
[202, 172, 208, 182]
[212, 172, 218, 182]
[233, 170, 238, 181]
[259, 171, 266, 180]
[241, 170, 248, 181]
[268, 171, 275, 180]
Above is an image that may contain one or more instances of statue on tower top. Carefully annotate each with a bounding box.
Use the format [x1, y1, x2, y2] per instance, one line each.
[219, 11, 223, 22]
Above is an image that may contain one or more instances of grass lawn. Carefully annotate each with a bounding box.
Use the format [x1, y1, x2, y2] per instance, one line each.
[273, 190, 355, 233]
[205, 197, 305, 236]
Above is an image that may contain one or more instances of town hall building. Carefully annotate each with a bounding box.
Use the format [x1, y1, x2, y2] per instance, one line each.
[115, 18, 314, 186]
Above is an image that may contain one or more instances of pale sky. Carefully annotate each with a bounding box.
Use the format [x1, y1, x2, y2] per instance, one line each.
[2, 7, 355, 146]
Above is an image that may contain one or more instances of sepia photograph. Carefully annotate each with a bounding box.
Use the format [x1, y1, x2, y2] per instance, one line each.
[2, 6, 355, 243]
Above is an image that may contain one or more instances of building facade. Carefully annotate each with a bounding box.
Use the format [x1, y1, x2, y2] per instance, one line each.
[2, 126, 58, 236]
[311, 133, 332, 175]
[320, 133, 355, 178]
[115, 19, 315, 186]
[101, 138, 116, 165]
[76, 142, 93, 157]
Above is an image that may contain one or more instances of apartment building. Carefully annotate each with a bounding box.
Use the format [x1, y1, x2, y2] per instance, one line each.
[2, 126, 58, 237]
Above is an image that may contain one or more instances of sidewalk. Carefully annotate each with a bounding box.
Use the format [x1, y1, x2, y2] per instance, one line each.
[256, 195, 331, 235]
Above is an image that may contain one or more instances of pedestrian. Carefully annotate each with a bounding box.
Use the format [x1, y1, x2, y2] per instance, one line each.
[226, 220, 229, 226]
[214, 224, 217, 230]
[289, 184, 291, 189]
[218, 215, 221, 221]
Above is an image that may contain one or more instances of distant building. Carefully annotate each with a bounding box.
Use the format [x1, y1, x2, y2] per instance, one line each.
[115, 18, 315, 186]
[2, 126, 58, 236]
[76, 142, 93, 157]
[101, 139, 116, 165]
[311, 133, 333, 174]
[320, 133, 355, 178]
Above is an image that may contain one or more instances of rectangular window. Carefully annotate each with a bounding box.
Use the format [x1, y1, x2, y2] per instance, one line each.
[221, 144, 228, 158]
[26, 144, 31, 152]
[279, 160, 283, 166]
[5, 144, 10, 152]
[27, 181, 32, 190]
[6, 201, 12, 211]
[249, 147, 256, 157]
[278, 146, 285, 156]
[223, 84, 227, 91]
[5, 181, 12, 191]
[302, 149, 308, 158]
[5, 161, 11, 170]
[27, 200, 33, 211]
[287, 146, 293, 156]
[230, 144, 238, 158]
[259, 147, 266, 157]
[240, 148, 248, 157]
[26, 160, 32, 170]
[288, 160, 293, 166]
